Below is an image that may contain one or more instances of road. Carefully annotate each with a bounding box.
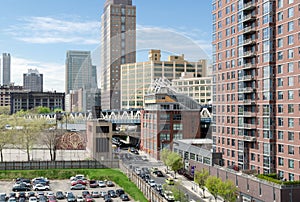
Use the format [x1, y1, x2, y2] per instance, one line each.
[119, 150, 204, 202]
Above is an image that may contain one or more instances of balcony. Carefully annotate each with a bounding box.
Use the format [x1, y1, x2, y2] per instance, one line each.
[243, 26, 256, 34]
[243, 87, 256, 93]
[243, 2, 256, 11]
[243, 63, 256, 69]
[243, 99, 256, 105]
[242, 75, 255, 81]
[243, 50, 256, 58]
[243, 123, 256, 129]
[243, 135, 257, 142]
[243, 14, 256, 22]
[243, 111, 256, 117]
[243, 39, 256, 46]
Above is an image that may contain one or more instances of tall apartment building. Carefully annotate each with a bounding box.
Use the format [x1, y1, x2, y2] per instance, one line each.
[23, 69, 43, 92]
[2, 53, 11, 86]
[65, 50, 96, 94]
[212, 0, 300, 181]
[101, 0, 136, 110]
[121, 50, 207, 109]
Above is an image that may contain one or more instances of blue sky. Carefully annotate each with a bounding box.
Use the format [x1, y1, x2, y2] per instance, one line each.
[0, 0, 212, 92]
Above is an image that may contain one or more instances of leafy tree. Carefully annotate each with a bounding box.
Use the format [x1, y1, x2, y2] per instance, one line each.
[167, 152, 184, 178]
[36, 106, 51, 114]
[205, 176, 222, 201]
[170, 185, 189, 202]
[0, 106, 10, 115]
[194, 168, 209, 198]
[219, 180, 238, 202]
[160, 148, 171, 170]
[0, 115, 14, 161]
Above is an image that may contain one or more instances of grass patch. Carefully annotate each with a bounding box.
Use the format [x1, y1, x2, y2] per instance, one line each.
[257, 173, 300, 185]
[0, 169, 147, 202]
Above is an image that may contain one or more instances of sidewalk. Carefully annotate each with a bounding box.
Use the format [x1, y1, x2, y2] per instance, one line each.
[139, 150, 223, 202]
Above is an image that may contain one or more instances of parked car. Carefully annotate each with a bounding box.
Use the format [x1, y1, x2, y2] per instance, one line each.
[165, 177, 175, 185]
[28, 197, 37, 202]
[115, 189, 125, 197]
[12, 185, 31, 192]
[0, 193, 7, 202]
[81, 191, 90, 198]
[70, 184, 86, 190]
[38, 196, 47, 202]
[71, 179, 87, 186]
[163, 190, 175, 202]
[91, 191, 100, 198]
[154, 170, 164, 177]
[84, 195, 94, 202]
[7, 197, 16, 202]
[120, 194, 130, 201]
[33, 184, 50, 191]
[100, 191, 107, 198]
[107, 190, 117, 198]
[148, 179, 156, 187]
[156, 184, 163, 192]
[32, 177, 49, 185]
[48, 196, 57, 202]
[55, 191, 65, 200]
[103, 195, 112, 202]
[89, 180, 98, 188]
[76, 195, 84, 202]
[66, 193, 76, 202]
[98, 181, 106, 188]
[106, 181, 114, 187]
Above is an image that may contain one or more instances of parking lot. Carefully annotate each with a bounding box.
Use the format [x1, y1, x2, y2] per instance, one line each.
[0, 180, 134, 202]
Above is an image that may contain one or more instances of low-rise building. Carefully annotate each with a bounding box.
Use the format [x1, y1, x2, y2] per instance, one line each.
[10, 91, 65, 114]
[0, 84, 24, 107]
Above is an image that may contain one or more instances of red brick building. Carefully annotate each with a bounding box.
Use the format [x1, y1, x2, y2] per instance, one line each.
[212, 0, 300, 181]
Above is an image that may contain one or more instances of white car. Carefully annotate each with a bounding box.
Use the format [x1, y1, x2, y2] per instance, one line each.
[98, 181, 106, 188]
[33, 184, 50, 191]
[76, 195, 84, 202]
[148, 179, 156, 187]
[29, 197, 38, 202]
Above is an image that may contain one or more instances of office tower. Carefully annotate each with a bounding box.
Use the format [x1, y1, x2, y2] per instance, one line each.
[2, 53, 11, 86]
[101, 0, 136, 110]
[65, 50, 96, 94]
[23, 69, 43, 92]
[212, 0, 299, 181]
[121, 50, 207, 109]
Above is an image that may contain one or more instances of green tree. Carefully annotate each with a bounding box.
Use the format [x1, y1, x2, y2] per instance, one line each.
[167, 152, 184, 178]
[36, 106, 51, 114]
[0, 115, 14, 161]
[160, 148, 171, 170]
[219, 180, 238, 202]
[205, 176, 222, 201]
[170, 185, 189, 202]
[194, 169, 209, 198]
[0, 106, 10, 115]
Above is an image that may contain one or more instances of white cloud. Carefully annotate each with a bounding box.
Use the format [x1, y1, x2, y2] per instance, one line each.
[7, 16, 100, 45]
[11, 57, 65, 92]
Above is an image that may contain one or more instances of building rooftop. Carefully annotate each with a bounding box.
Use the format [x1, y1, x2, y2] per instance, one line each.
[176, 138, 213, 145]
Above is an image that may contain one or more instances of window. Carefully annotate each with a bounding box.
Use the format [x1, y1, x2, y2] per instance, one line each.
[288, 21, 294, 32]
[278, 157, 284, 166]
[288, 104, 294, 113]
[288, 131, 294, 140]
[288, 0, 294, 4]
[173, 123, 182, 130]
[278, 38, 283, 48]
[278, 0, 283, 8]
[288, 8, 294, 18]
[288, 118, 294, 128]
[278, 78, 283, 87]
[288, 63, 294, 72]
[288, 90, 294, 100]
[288, 49, 294, 59]
[278, 91, 283, 99]
[288, 35, 294, 45]
[277, 64, 283, 73]
[278, 144, 284, 153]
[289, 173, 294, 181]
[278, 131, 284, 140]
[288, 77, 294, 86]
[278, 117, 284, 126]
[278, 51, 283, 60]
[278, 25, 283, 34]
[288, 159, 294, 168]
[278, 11, 283, 21]
[288, 145, 294, 155]
[278, 104, 283, 113]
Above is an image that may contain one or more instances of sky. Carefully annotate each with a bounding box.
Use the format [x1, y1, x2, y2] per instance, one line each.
[0, 0, 212, 92]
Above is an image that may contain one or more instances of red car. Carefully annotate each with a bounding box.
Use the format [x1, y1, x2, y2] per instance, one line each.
[71, 179, 87, 186]
[85, 195, 94, 202]
[89, 180, 98, 188]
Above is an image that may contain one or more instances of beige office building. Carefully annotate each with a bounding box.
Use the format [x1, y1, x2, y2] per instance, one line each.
[172, 73, 212, 105]
[121, 49, 207, 109]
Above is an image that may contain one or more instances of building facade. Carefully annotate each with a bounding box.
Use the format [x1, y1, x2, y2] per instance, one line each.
[0, 85, 23, 107]
[101, 0, 136, 110]
[65, 50, 96, 94]
[140, 87, 201, 160]
[121, 50, 207, 109]
[212, 0, 300, 180]
[10, 91, 65, 114]
[86, 120, 112, 161]
[2, 53, 11, 86]
[172, 72, 212, 105]
[23, 69, 43, 92]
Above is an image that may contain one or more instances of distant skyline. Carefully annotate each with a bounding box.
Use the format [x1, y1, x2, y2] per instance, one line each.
[0, 0, 212, 92]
